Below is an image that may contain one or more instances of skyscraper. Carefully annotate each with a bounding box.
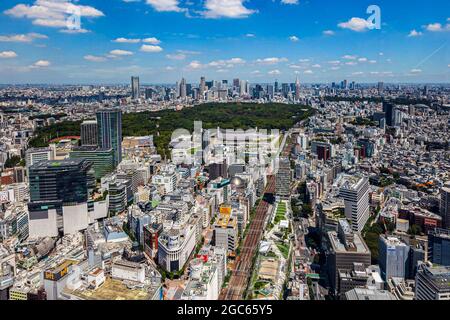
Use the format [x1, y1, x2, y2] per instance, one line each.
[338, 174, 370, 233]
[131, 76, 140, 100]
[383, 101, 395, 126]
[27, 159, 93, 238]
[180, 77, 187, 99]
[440, 184, 450, 228]
[96, 108, 122, 167]
[80, 120, 98, 146]
[415, 263, 450, 300]
[428, 228, 450, 266]
[199, 76, 206, 99]
[378, 235, 410, 281]
[295, 76, 301, 101]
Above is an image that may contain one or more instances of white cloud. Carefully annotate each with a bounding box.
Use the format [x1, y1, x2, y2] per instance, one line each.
[202, 0, 255, 19]
[311, 64, 321, 68]
[303, 70, 313, 74]
[342, 55, 357, 60]
[281, 0, 298, 4]
[113, 37, 141, 43]
[338, 17, 371, 32]
[140, 45, 163, 53]
[330, 66, 340, 70]
[166, 53, 186, 60]
[31, 60, 50, 67]
[369, 60, 377, 64]
[142, 37, 161, 44]
[298, 59, 310, 63]
[245, 33, 255, 37]
[328, 60, 341, 65]
[5, 0, 104, 31]
[0, 33, 47, 42]
[323, 30, 335, 36]
[345, 61, 357, 66]
[256, 57, 288, 65]
[60, 28, 90, 34]
[187, 60, 203, 69]
[408, 29, 423, 37]
[165, 66, 175, 71]
[410, 68, 422, 73]
[84, 55, 107, 62]
[352, 71, 363, 75]
[0, 51, 18, 58]
[289, 35, 299, 42]
[358, 57, 368, 62]
[268, 69, 281, 75]
[425, 23, 444, 32]
[109, 49, 133, 56]
[145, 0, 184, 12]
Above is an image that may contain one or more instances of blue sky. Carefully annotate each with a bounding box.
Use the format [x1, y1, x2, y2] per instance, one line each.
[0, 0, 449, 84]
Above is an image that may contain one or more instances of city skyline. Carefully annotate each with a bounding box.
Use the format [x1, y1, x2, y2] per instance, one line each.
[0, 0, 449, 84]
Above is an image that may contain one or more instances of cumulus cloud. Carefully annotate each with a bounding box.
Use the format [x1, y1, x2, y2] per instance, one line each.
[410, 68, 422, 73]
[338, 17, 372, 32]
[113, 37, 141, 43]
[281, 0, 299, 4]
[0, 33, 47, 42]
[0, 51, 18, 58]
[166, 53, 186, 60]
[31, 60, 50, 68]
[202, 0, 255, 19]
[145, 0, 184, 12]
[84, 55, 107, 62]
[323, 30, 335, 36]
[424, 22, 450, 32]
[5, 0, 104, 32]
[268, 69, 281, 75]
[142, 37, 161, 44]
[342, 55, 357, 60]
[303, 70, 313, 74]
[408, 29, 423, 37]
[256, 57, 288, 65]
[109, 49, 133, 56]
[140, 45, 163, 53]
[289, 35, 299, 42]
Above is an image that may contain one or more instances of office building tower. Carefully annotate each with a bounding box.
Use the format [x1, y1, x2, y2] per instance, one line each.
[233, 78, 240, 88]
[377, 82, 384, 94]
[295, 76, 301, 101]
[239, 80, 247, 96]
[338, 175, 370, 233]
[27, 159, 98, 238]
[179, 78, 187, 99]
[327, 219, 371, 293]
[379, 235, 410, 281]
[383, 101, 395, 126]
[274, 80, 279, 93]
[199, 76, 206, 99]
[428, 228, 450, 266]
[96, 108, 122, 167]
[276, 157, 291, 199]
[80, 120, 98, 146]
[69, 146, 115, 179]
[131, 76, 140, 100]
[25, 145, 56, 169]
[415, 263, 450, 300]
[440, 184, 450, 228]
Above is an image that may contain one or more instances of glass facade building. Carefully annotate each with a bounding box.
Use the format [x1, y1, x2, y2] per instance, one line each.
[96, 108, 122, 167]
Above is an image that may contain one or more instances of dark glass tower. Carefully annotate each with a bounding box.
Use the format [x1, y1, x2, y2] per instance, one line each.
[96, 108, 122, 167]
[28, 159, 91, 204]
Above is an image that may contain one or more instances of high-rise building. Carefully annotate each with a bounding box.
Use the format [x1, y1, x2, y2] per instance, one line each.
[379, 235, 410, 281]
[179, 78, 187, 99]
[383, 101, 395, 127]
[415, 263, 450, 300]
[440, 184, 450, 228]
[276, 157, 291, 199]
[338, 175, 370, 233]
[96, 108, 122, 167]
[377, 81, 384, 95]
[27, 159, 94, 238]
[199, 76, 206, 99]
[25, 145, 56, 170]
[295, 76, 301, 101]
[131, 76, 140, 100]
[428, 228, 450, 266]
[80, 120, 98, 146]
[327, 219, 371, 293]
[69, 146, 115, 179]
